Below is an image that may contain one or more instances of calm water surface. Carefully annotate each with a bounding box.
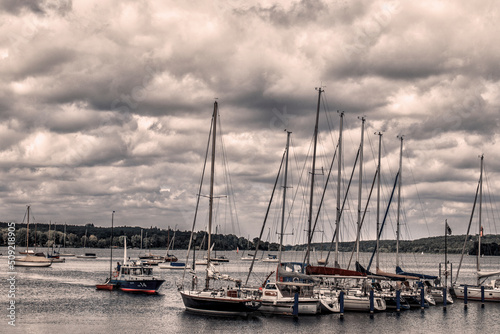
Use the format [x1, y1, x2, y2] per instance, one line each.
[2, 248, 500, 334]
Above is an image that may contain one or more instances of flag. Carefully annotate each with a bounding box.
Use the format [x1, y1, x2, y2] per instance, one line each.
[446, 222, 452, 235]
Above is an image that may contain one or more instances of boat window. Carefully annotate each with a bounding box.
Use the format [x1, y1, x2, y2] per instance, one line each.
[123, 268, 130, 275]
[265, 284, 276, 290]
[144, 268, 152, 275]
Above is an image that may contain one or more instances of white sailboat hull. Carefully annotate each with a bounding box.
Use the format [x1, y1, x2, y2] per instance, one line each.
[259, 299, 320, 315]
[14, 255, 52, 267]
[454, 285, 500, 302]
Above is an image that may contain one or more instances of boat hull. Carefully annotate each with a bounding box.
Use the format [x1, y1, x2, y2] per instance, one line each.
[343, 295, 386, 312]
[306, 266, 365, 277]
[109, 279, 165, 294]
[259, 299, 320, 315]
[96, 283, 117, 291]
[14, 255, 52, 267]
[454, 285, 500, 302]
[14, 261, 52, 267]
[158, 262, 186, 270]
[180, 290, 261, 316]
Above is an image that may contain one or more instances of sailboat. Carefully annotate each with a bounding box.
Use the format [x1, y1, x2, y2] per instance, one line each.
[305, 94, 365, 278]
[159, 229, 186, 269]
[76, 228, 97, 259]
[302, 110, 384, 312]
[262, 229, 278, 263]
[15, 206, 53, 267]
[241, 236, 257, 261]
[178, 101, 261, 316]
[259, 131, 325, 315]
[454, 155, 500, 302]
[47, 222, 65, 263]
[59, 223, 75, 257]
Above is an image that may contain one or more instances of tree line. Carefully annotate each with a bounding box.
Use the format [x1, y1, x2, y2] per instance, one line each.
[1, 222, 499, 255]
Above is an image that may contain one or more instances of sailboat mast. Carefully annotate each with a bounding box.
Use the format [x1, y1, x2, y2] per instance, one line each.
[375, 132, 382, 270]
[206, 100, 218, 289]
[396, 135, 403, 268]
[27, 205, 30, 251]
[444, 219, 448, 288]
[110, 211, 114, 279]
[477, 154, 483, 280]
[307, 88, 322, 265]
[279, 131, 291, 265]
[334, 112, 344, 268]
[356, 117, 365, 263]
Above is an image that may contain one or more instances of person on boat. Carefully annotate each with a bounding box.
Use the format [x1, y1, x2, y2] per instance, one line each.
[116, 262, 121, 272]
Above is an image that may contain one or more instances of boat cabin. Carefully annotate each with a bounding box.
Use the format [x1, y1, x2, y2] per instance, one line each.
[118, 263, 155, 279]
[263, 282, 316, 299]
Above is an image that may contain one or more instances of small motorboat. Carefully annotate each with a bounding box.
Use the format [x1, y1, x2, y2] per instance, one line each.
[77, 253, 97, 259]
[97, 234, 164, 294]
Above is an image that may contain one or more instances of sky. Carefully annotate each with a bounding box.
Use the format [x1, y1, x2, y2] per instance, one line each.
[1, 0, 499, 244]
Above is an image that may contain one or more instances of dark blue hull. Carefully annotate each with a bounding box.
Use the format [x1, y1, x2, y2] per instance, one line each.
[180, 291, 261, 316]
[110, 278, 164, 294]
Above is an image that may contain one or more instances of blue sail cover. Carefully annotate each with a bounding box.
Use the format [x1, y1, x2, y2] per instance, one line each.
[396, 266, 437, 280]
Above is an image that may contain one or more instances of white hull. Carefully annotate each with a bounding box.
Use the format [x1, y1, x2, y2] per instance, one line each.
[15, 255, 52, 267]
[259, 300, 320, 315]
[158, 263, 186, 270]
[343, 295, 386, 312]
[454, 285, 500, 302]
[262, 259, 279, 263]
[429, 288, 454, 304]
[15, 261, 52, 267]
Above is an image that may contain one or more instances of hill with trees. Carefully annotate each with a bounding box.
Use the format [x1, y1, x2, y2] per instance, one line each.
[1, 222, 499, 255]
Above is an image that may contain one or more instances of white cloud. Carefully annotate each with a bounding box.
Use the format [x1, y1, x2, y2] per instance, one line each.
[0, 0, 499, 243]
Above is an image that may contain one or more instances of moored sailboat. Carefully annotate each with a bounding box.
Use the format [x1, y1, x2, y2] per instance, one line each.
[178, 101, 261, 316]
[453, 155, 500, 302]
[15, 206, 53, 268]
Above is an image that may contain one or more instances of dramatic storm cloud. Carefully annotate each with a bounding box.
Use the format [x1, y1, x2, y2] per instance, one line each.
[1, 0, 499, 243]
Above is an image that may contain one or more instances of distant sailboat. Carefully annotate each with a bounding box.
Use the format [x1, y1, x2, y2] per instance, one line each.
[15, 206, 52, 267]
[59, 223, 75, 257]
[76, 228, 97, 259]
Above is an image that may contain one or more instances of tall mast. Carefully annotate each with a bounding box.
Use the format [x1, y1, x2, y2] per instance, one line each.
[307, 88, 322, 265]
[355, 117, 365, 263]
[444, 219, 448, 288]
[477, 154, 483, 282]
[375, 132, 382, 270]
[334, 111, 344, 268]
[27, 205, 30, 251]
[396, 135, 403, 268]
[279, 131, 291, 265]
[206, 100, 218, 289]
[110, 211, 115, 279]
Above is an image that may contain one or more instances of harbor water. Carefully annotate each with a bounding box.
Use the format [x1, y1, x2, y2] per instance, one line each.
[2, 247, 500, 334]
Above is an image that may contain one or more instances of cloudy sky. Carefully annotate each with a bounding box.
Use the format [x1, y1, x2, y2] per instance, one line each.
[1, 0, 499, 244]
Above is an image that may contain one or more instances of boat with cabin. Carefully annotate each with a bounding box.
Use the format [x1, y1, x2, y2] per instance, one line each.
[178, 101, 261, 316]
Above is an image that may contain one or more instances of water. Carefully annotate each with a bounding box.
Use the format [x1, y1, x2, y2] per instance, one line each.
[2, 247, 500, 333]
